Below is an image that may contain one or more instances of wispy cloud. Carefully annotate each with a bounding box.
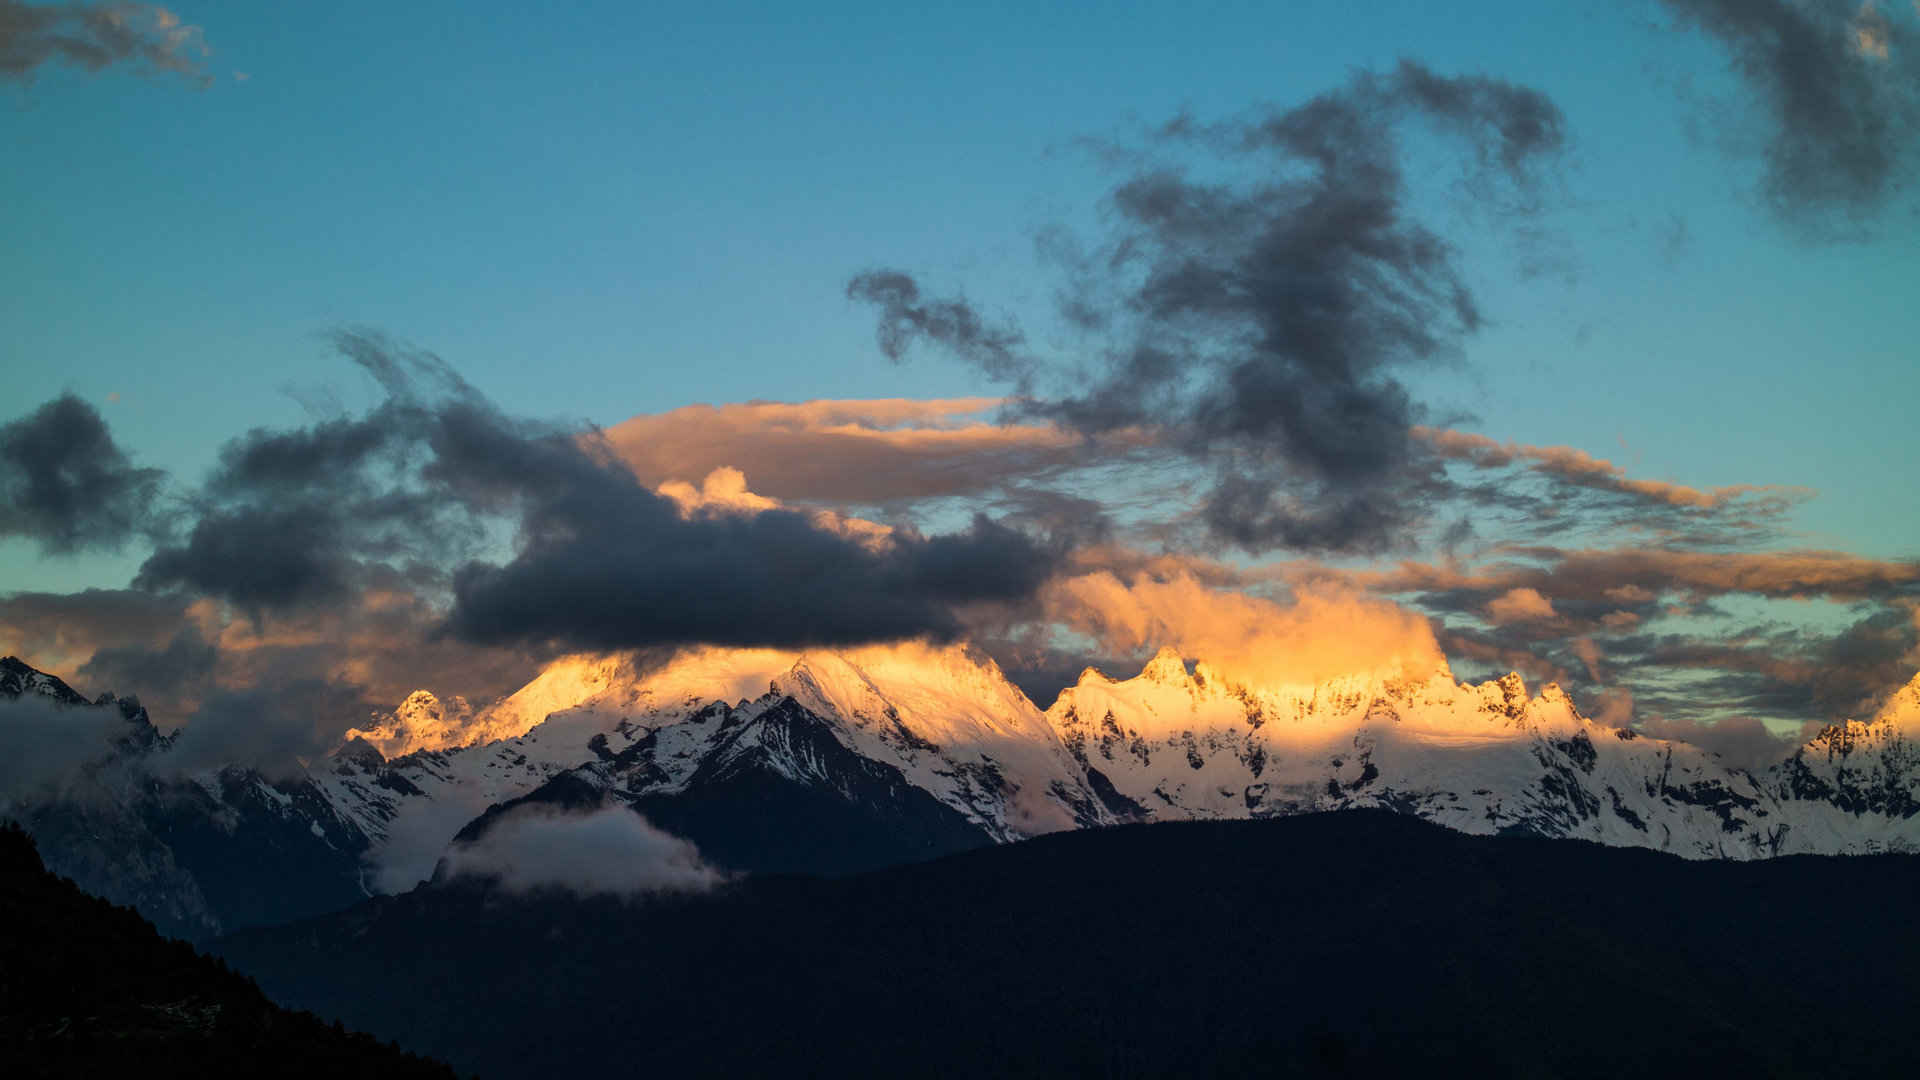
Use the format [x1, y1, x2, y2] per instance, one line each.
[1418, 426, 1808, 511]
[1658, 0, 1920, 229]
[0, 1, 209, 83]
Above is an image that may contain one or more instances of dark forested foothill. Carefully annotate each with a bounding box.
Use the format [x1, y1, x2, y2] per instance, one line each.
[217, 811, 1920, 1079]
[0, 821, 457, 1079]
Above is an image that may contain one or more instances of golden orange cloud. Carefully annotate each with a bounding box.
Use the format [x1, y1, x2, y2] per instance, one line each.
[1487, 587, 1557, 623]
[1044, 571, 1447, 689]
[655, 467, 781, 516]
[602, 397, 1153, 503]
[655, 467, 895, 549]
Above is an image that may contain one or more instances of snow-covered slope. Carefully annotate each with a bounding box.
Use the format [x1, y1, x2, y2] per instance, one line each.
[318, 643, 1109, 889]
[319, 646, 1920, 893]
[9, 651, 1920, 937]
[1047, 647, 1794, 857]
[1759, 671, 1920, 855]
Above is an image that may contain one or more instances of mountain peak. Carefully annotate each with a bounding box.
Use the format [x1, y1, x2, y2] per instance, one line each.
[1875, 670, 1920, 732]
[342, 688, 481, 758]
[0, 655, 90, 707]
[1138, 647, 1192, 686]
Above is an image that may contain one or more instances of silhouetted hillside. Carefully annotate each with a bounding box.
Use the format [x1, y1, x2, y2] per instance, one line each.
[217, 810, 1920, 1078]
[0, 821, 456, 1079]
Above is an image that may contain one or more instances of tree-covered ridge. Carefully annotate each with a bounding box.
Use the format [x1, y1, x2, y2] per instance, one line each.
[0, 820, 457, 1079]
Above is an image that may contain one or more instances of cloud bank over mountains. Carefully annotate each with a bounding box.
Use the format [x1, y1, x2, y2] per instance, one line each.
[5, 11, 1919, 770]
[0, 333, 1068, 770]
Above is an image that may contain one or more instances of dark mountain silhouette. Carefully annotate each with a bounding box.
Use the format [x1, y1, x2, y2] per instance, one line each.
[0, 821, 455, 1079]
[217, 810, 1920, 1079]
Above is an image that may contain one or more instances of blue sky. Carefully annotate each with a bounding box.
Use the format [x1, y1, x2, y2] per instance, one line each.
[8, 1, 1910, 486]
[3, 0, 1917, 737]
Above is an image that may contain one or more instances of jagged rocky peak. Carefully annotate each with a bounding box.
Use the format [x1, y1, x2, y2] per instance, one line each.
[336, 652, 692, 759]
[0, 657, 162, 752]
[344, 690, 481, 758]
[1495, 670, 1528, 706]
[1791, 673, 1920, 759]
[1, 655, 91, 706]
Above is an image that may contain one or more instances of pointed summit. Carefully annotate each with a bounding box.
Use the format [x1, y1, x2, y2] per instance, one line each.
[0, 656, 90, 706]
[1874, 670, 1920, 732]
[1138, 646, 1192, 686]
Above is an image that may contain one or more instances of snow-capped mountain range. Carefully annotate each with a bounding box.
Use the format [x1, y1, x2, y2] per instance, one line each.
[4, 646, 1919, 937]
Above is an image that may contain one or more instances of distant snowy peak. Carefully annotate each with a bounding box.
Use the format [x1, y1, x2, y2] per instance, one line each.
[11, 644, 1920, 942]
[335, 649, 749, 758]
[1778, 672, 1920, 764]
[1047, 646, 1579, 748]
[354, 642, 1060, 759]
[308, 641, 1103, 888]
[344, 690, 478, 758]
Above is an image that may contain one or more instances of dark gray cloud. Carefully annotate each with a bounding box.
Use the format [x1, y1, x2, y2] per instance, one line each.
[0, 588, 193, 660]
[0, 577, 543, 738]
[1660, 0, 1920, 229]
[161, 677, 374, 777]
[0, 0, 208, 82]
[844, 271, 1033, 384]
[132, 331, 1061, 654]
[851, 60, 1566, 554]
[0, 394, 165, 555]
[135, 338, 482, 614]
[1613, 605, 1919, 725]
[75, 624, 217, 715]
[448, 507, 1056, 652]
[0, 691, 127, 795]
[137, 504, 369, 614]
